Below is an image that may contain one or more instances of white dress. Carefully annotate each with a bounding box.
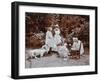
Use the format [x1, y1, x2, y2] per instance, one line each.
[71, 40, 84, 55]
[54, 34, 62, 45]
[57, 44, 69, 58]
[52, 33, 62, 51]
[45, 31, 56, 48]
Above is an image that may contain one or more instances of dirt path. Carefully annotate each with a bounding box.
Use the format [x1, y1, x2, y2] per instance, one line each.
[25, 51, 89, 68]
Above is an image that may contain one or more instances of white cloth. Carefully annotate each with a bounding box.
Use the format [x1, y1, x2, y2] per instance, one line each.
[51, 28, 62, 51]
[80, 42, 84, 55]
[71, 40, 84, 55]
[53, 34, 62, 51]
[54, 34, 62, 45]
[57, 45, 69, 57]
[71, 40, 81, 50]
[45, 31, 56, 48]
[54, 28, 62, 45]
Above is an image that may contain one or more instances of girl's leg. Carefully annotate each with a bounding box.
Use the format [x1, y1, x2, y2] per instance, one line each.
[48, 47, 52, 54]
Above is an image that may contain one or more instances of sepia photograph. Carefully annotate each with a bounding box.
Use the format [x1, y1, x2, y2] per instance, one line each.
[25, 13, 90, 68]
[11, 2, 97, 79]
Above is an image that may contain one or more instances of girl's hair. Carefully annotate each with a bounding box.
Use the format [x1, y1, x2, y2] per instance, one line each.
[47, 27, 52, 31]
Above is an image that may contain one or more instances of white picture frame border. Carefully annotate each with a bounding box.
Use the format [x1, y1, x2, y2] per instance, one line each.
[19, 5, 95, 76]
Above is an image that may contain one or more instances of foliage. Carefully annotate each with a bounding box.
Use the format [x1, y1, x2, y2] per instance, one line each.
[25, 13, 89, 48]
